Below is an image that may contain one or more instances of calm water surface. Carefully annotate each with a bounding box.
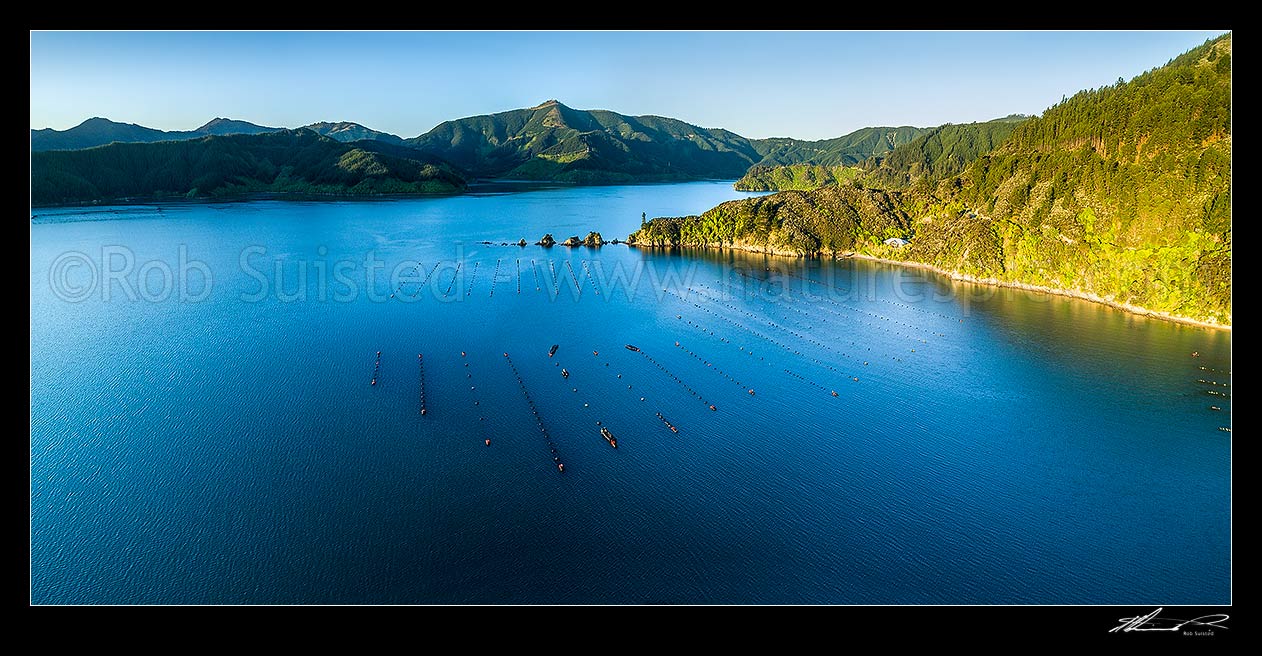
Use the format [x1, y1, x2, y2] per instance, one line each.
[30, 182, 1231, 604]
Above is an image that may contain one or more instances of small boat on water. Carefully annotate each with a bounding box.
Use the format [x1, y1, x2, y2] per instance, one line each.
[549, 344, 559, 357]
[625, 344, 640, 352]
[562, 369, 570, 378]
[600, 427, 618, 448]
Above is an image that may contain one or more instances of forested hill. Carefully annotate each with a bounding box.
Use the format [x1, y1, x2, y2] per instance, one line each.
[735, 119, 1020, 192]
[406, 99, 763, 182]
[749, 126, 927, 168]
[31, 129, 468, 205]
[632, 34, 1232, 325]
[859, 115, 1029, 190]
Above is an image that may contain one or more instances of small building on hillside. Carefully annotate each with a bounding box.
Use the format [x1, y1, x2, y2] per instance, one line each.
[884, 237, 910, 248]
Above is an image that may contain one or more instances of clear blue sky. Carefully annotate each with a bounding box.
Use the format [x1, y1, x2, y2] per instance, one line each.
[30, 30, 1227, 141]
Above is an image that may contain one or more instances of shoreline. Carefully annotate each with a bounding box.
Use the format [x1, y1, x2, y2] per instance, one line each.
[628, 242, 1232, 331]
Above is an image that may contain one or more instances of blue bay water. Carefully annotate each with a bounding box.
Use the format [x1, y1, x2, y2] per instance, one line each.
[30, 182, 1231, 604]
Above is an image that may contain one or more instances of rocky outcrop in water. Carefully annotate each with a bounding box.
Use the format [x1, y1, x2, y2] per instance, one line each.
[562, 236, 582, 247]
[584, 231, 604, 247]
[537, 233, 555, 247]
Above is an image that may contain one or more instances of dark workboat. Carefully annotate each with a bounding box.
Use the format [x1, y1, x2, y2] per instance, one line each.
[600, 427, 617, 448]
[625, 344, 640, 352]
[549, 344, 559, 357]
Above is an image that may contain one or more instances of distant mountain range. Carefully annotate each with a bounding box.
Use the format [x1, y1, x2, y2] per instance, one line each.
[31, 129, 466, 205]
[30, 117, 405, 152]
[30, 101, 925, 185]
[30, 117, 280, 151]
[303, 121, 404, 145]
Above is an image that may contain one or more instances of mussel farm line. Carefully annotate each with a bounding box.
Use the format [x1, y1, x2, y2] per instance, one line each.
[686, 285, 896, 366]
[628, 346, 717, 411]
[443, 262, 462, 297]
[461, 351, 489, 445]
[412, 262, 441, 298]
[671, 306, 845, 397]
[564, 260, 583, 296]
[502, 352, 566, 473]
[390, 262, 421, 299]
[465, 261, 481, 297]
[673, 340, 752, 393]
[664, 288, 849, 375]
[417, 353, 428, 415]
[548, 260, 562, 296]
[582, 260, 602, 295]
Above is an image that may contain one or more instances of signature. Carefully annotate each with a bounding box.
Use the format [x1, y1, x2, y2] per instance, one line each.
[1110, 608, 1230, 633]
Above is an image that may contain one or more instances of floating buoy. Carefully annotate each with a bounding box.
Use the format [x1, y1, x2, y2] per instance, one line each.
[709, 405, 717, 411]
[748, 389, 756, 395]
[485, 439, 491, 446]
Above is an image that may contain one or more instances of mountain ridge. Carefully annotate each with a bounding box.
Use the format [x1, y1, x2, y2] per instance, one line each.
[31, 129, 467, 205]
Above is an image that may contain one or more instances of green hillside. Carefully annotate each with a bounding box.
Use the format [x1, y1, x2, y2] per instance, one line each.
[736, 118, 1024, 192]
[632, 34, 1232, 324]
[860, 115, 1029, 190]
[734, 164, 861, 191]
[748, 126, 927, 168]
[31, 129, 467, 205]
[407, 99, 764, 182]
